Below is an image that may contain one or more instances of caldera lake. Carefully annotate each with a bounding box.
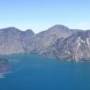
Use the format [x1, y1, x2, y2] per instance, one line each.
[0, 54, 90, 90]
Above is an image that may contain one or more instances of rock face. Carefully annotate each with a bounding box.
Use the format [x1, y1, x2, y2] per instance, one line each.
[0, 27, 34, 54]
[53, 31, 90, 61]
[29, 25, 74, 54]
[0, 25, 90, 61]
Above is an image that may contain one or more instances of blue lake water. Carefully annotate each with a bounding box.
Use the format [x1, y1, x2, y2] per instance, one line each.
[0, 54, 90, 90]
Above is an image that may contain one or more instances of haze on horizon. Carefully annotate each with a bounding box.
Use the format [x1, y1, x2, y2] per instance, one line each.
[0, 0, 90, 33]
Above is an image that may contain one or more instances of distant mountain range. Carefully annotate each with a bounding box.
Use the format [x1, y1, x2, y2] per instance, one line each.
[0, 25, 90, 61]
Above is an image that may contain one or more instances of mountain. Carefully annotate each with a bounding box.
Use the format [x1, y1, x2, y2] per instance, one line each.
[53, 30, 90, 61]
[0, 25, 90, 61]
[0, 27, 34, 54]
[29, 25, 74, 53]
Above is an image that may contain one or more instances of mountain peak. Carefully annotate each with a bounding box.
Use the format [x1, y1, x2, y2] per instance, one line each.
[25, 29, 34, 34]
[0, 27, 22, 33]
[24, 29, 35, 36]
[48, 24, 69, 31]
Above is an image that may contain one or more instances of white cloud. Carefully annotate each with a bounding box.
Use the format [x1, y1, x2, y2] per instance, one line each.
[70, 22, 90, 30]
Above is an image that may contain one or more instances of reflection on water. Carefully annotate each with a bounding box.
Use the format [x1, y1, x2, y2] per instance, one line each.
[0, 73, 5, 78]
[0, 57, 11, 77]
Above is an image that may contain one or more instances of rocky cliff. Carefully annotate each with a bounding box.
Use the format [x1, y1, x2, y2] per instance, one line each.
[0, 25, 90, 61]
[0, 27, 34, 54]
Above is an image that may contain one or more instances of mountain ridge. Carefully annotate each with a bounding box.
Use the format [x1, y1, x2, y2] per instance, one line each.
[0, 25, 90, 61]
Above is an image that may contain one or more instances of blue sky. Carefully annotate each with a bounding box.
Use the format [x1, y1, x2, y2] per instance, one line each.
[0, 0, 90, 32]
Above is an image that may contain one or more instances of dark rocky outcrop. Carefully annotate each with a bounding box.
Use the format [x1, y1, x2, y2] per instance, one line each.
[0, 57, 10, 74]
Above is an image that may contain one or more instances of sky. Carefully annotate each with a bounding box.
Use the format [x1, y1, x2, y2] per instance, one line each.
[0, 0, 90, 33]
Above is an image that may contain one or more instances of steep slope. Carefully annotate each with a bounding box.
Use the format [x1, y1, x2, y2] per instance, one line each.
[53, 31, 90, 61]
[0, 27, 34, 54]
[0, 25, 90, 61]
[29, 25, 74, 54]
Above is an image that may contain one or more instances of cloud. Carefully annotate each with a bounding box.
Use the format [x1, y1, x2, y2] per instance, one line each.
[71, 22, 90, 30]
